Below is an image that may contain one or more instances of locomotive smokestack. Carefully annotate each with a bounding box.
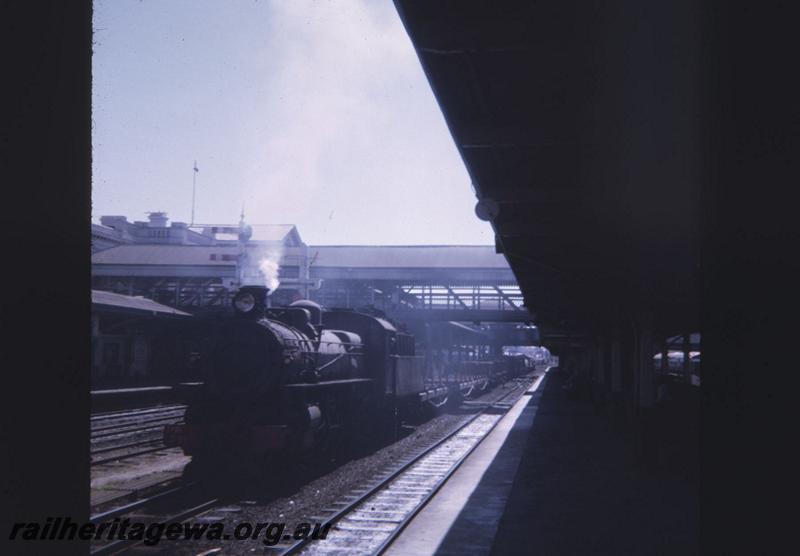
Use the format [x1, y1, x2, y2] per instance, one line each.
[233, 285, 269, 318]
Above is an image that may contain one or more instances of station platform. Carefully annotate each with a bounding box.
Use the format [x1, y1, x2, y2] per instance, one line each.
[387, 368, 699, 555]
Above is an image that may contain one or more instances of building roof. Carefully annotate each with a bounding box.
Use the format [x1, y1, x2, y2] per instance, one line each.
[307, 245, 509, 269]
[91, 223, 123, 239]
[93, 245, 241, 266]
[92, 290, 192, 316]
[191, 223, 302, 245]
[249, 224, 302, 244]
[93, 244, 511, 271]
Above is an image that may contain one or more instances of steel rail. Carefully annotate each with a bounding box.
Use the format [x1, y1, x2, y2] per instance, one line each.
[279, 376, 531, 555]
[90, 484, 190, 524]
[91, 444, 176, 466]
[91, 404, 186, 421]
[90, 496, 218, 556]
[373, 382, 530, 554]
[91, 413, 186, 434]
[90, 421, 183, 441]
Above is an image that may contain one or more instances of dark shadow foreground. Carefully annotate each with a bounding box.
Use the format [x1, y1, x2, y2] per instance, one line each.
[432, 369, 698, 555]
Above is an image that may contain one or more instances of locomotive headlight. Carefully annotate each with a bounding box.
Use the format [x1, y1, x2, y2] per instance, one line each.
[234, 291, 256, 313]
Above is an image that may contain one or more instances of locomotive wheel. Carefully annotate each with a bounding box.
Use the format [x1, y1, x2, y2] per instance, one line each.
[182, 455, 229, 494]
[349, 395, 388, 457]
[236, 452, 286, 495]
[311, 396, 351, 467]
[218, 450, 290, 497]
[185, 449, 281, 496]
[182, 458, 209, 483]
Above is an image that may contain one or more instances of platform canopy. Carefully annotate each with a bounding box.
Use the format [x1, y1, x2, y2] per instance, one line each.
[92, 289, 193, 318]
[394, 0, 700, 336]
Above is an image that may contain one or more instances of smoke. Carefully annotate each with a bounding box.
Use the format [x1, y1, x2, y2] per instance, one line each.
[238, 244, 284, 293]
[239, 1, 447, 241]
[257, 245, 284, 295]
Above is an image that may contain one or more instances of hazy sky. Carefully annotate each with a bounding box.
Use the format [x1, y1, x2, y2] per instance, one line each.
[92, 0, 492, 245]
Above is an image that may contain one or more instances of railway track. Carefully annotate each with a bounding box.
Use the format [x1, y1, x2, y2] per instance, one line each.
[91, 404, 187, 425]
[89, 483, 218, 556]
[87, 374, 538, 555]
[273, 374, 538, 555]
[90, 405, 186, 466]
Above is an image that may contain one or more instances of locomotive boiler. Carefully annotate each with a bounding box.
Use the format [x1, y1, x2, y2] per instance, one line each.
[165, 286, 423, 484]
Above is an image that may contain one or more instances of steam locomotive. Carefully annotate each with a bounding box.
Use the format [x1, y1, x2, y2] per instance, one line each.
[165, 285, 530, 486]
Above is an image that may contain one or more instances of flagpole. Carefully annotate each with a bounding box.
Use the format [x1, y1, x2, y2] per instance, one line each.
[191, 160, 197, 226]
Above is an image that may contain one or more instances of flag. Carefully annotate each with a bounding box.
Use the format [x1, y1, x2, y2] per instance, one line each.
[193, 161, 199, 173]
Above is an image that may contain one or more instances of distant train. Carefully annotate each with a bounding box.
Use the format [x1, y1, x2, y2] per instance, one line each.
[165, 285, 532, 486]
[653, 351, 701, 374]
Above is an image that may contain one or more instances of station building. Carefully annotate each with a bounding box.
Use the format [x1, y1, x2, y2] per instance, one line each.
[90, 212, 313, 386]
[90, 212, 539, 386]
[92, 212, 314, 309]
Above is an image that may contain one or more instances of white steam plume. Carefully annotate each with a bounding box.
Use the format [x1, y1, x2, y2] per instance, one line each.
[257, 245, 284, 295]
